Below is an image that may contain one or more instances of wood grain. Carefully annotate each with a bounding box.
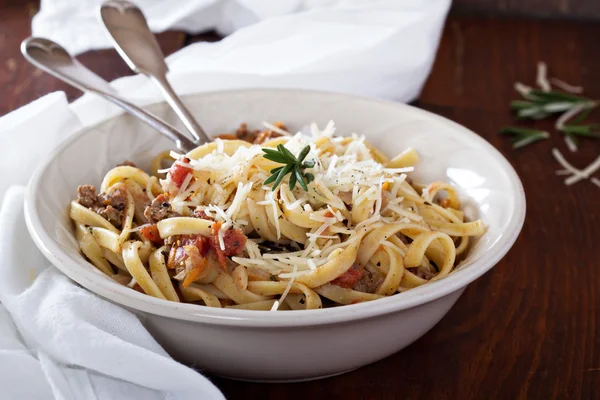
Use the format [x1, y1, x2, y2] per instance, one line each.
[0, 3, 599, 400]
[453, 0, 600, 20]
[212, 15, 600, 400]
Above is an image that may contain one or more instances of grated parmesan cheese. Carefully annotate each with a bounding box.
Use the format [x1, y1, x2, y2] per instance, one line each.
[536, 61, 551, 92]
[272, 265, 299, 311]
[552, 148, 600, 187]
[156, 121, 441, 296]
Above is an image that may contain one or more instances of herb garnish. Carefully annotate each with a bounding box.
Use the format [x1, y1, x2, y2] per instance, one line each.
[262, 145, 315, 191]
[500, 72, 599, 150]
[499, 127, 550, 149]
[511, 88, 597, 120]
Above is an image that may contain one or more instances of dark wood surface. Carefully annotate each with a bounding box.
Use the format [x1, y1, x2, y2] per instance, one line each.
[453, 0, 600, 20]
[1, 3, 599, 400]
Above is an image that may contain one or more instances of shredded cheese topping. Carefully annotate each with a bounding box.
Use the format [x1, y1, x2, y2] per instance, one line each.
[72, 120, 487, 311]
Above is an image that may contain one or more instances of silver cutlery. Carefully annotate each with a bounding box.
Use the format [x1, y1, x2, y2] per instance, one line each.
[21, 37, 197, 153]
[99, 0, 211, 145]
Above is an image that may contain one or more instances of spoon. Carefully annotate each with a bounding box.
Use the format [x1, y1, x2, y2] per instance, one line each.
[99, 0, 211, 145]
[21, 37, 197, 153]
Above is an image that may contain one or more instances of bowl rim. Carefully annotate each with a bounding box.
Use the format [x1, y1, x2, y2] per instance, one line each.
[24, 87, 526, 328]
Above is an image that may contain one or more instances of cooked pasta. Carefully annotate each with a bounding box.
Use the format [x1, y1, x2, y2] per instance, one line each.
[70, 121, 485, 310]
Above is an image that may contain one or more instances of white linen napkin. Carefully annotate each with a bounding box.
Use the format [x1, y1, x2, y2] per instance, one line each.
[35, 0, 450, 105]
[1, 1, 450, 398]
[0, 95, 224, 400]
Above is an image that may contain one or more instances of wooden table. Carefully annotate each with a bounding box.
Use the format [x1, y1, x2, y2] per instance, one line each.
[1, 3, 599, 399]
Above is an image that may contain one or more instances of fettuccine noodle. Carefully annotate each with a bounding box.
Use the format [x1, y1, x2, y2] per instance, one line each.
[70, 121, 485, 310]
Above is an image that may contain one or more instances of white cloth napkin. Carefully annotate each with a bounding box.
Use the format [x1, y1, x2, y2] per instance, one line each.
[0, 95, 225, 400]
[2, 1, 450, 398]
[34, 0, 450, 104]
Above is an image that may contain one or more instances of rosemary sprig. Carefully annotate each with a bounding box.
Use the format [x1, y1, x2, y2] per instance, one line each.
[499, 127, 550, 149]
[512, 86, 597, 120]
[559, 124, 600, 138]
[503, 67, 599, 152]
[525, 89, 592, 103]
[262, 145, 315, 191]
[571, 107, 593, 125]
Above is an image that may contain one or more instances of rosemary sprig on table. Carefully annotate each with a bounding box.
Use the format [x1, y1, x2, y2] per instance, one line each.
[558, 124, 600, 138]
[499, 127, 550, 149]
[559, 123, 600, 148]
[262, 145, 315, 191]
[511, 87, 597, 120]
[500, 78, 599, 149]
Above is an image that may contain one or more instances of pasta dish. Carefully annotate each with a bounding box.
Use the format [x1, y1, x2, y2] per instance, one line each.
[69, 121, 485, 310]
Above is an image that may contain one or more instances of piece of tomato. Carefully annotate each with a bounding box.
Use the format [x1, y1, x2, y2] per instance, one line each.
[139, 224, 163, 245]
[169, 157, 193, 188]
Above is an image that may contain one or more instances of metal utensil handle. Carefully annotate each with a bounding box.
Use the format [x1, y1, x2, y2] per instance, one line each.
[101, 91, 197, 152]
[99, 0, 211, 145]
[152, 75, 207, 144]
[20, 37, 197, 153]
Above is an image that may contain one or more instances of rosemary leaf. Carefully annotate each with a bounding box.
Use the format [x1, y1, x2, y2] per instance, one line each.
[294, 166, 308, 191]
[262, 148, 285, 156]
[272, 164, 294, 191]
[500, 127, 550, 149]
[516, 107, 552, 120]
[500, 127, 549, 136]
[262, 145, 315, 191]
[571, 107, 593, 125]
[278, 144, 297, 161]
[288, 170, 297, 190]
[263, 153, 291, 164]
[527, 89, 591, 103]
[560, 124, 600, 138]
[512, 135, 547, 149]
[510, 100, 535, 110]
[263, 173, 278, 185]
[541, 102, 579, 113]
[297, 146, 310, 163]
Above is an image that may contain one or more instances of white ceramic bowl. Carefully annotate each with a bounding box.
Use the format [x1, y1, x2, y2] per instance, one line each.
[25, 89, 525, 381]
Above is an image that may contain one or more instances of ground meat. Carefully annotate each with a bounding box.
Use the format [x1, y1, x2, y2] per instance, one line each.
[77, 185, 99, 208]
[414, 267, 435, 280]
[331, 263, 364, 289]
[253, 130, 282, 145]
[353, 268, 384, 294]
[144, 194, 181, 224]
[215, 133, 238, 140]
[117, 160, 136, 167]
[76, 185, 127, 228]
[217, 123, 284, 144]
[97, 188, 127, 227]
[98, 205, 123, 227]
[234, 123, 261, 142]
